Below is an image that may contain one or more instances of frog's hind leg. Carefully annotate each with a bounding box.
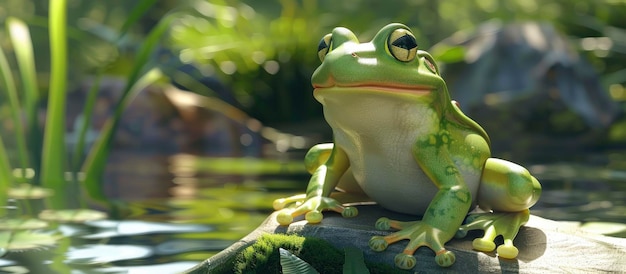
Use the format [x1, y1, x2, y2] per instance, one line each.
[458, 158, 541, 259]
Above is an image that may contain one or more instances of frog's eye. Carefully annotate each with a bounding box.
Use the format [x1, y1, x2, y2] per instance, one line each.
[317, 34, 332, 62]
[388, 29, 417, 62]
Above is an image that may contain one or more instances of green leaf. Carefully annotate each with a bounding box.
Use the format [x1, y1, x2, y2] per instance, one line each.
[38, 209, 107, 223]
[0, 34, 15, 203]
[81, 68, 163, 202]
[0, 218, 48, 230]
[429, 45, 466, 63]
[8, 184, 53, 199]
[188, 156, 306, 175]
[343, 247, 370, 274]
[580, 222, 626, 238]
[0, 28, 30, 180]
[0, 230, 61, 252]
[7, 17, 40, 178]
[118, 0, 159, 39]
[81, 14, 172, 203]
[41, 0, 68, 204]
[70, 75, 102, 175]
[0, 135, 11, 212]
[279, 248, 319, 274]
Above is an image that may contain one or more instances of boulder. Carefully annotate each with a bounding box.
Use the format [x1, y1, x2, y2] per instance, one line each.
[186, 205, 626, 273]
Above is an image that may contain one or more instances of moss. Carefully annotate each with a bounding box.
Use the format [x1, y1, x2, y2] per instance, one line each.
[222, 233, 408, 274]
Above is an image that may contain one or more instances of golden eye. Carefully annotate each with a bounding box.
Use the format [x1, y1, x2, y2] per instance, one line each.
[388, 28, 417, 62]
[317, 34, 332, 62]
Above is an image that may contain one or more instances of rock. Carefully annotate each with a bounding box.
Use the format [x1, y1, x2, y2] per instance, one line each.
[185, 205, 626, 273]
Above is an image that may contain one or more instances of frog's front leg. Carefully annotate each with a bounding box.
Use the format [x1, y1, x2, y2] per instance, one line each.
[369, 139, 475, 269]
[273, 144, 358, 225]
[457, 158, 542, 259]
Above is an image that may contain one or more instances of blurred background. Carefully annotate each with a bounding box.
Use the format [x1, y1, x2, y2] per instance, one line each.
[1, 0, 626, 273]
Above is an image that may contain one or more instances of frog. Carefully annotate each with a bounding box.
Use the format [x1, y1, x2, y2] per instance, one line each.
[272, 23, 542, 270]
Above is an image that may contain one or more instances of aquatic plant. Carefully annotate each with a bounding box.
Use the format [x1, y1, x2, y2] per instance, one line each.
[0, 0, 168, 253]
[0, 0, 166, 205]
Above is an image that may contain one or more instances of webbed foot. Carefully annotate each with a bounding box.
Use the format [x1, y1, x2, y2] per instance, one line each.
[456, 209, 530, 259]
[272, 194, 358, 225]
[368, 217, 456, 269]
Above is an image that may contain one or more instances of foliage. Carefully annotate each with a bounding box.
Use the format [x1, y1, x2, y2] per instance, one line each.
[343, 247, 371, 274]
[41, 0, 69, 205]
[0, 0, 171, 211]
[232, 234, 343, 273]
[0, 0, 173, 261]
[227, 233, 403, 274]
[0, 0, 624, 159]
[279, 248, 319, 274]
[167, 0, 626, 126]
[0, 230, 62, 252]
[1, 0, 624, 202]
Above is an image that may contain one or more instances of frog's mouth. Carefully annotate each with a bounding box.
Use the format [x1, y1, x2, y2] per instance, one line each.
[313, 83, 434, 96]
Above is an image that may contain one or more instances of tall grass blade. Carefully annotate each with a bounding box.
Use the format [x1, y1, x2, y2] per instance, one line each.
[0, 40, 17, 215]
[0, 136, 11, 184]
[81, 68, 162, 202]
[7, 17, 41, 182]
[81, 15, 172, 202]
[72, 0, 160, 174]
[118, 0, 159, 39]
[41, 0, 68, 208]
[0, 38, 29, 182]
[0, 135, 11, 215]
[70, 75, 102, 176]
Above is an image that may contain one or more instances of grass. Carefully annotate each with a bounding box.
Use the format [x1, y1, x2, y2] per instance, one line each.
[41, 0, 69, 207]
[0, 0, 170, 211]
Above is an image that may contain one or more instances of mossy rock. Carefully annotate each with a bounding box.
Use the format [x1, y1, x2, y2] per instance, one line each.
[210, 233, 404, 274]
[186, 205, 626, 273]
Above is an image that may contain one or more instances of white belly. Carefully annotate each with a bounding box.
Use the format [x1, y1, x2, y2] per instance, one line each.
[316, 90, 480, 215]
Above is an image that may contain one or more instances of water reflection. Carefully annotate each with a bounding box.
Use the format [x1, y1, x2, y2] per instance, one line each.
[3, 150, 626, 272]
[528, 152, 626, 226]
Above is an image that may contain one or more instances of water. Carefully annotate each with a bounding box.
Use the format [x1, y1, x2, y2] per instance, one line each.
[2, 150, 625, 273]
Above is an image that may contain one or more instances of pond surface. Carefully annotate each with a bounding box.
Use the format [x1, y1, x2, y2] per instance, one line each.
[3, 149, 626, 273]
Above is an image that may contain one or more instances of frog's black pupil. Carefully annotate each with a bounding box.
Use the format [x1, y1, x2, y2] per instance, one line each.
[392, 34, 417, 50]
[318, 39, 329, 52]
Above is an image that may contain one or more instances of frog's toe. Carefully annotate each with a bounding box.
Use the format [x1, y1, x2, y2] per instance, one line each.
[472, 238, 496, 252]
[276, 209, 294, 225]
[435, 250, 456, 267]
[461, 210, 529, 258]
[272, 194, 307, 210]
[341, 206, 358, 218]
[374, 217, 391, 230]
[394, 253, 417, 270]
[272, 199, 288, 210]
[497, 244, 519, 259]
[368, 236, 389, 251]
[304, 210, 323, 224]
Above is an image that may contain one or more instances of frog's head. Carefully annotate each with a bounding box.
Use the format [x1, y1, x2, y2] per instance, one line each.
[312, 23, 489, 143]
[312, 23, 442, 99]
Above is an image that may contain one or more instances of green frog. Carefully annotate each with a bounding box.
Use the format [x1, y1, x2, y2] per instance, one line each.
[273, 23, 542, 270]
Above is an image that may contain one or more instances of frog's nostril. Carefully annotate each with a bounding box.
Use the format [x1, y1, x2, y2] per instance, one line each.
[351, 52, 358, 58]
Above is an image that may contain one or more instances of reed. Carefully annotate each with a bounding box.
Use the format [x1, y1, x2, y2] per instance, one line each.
[0, 0, 169, 212]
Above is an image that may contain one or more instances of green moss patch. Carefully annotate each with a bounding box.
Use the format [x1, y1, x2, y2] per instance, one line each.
[218, 233, 407, 274]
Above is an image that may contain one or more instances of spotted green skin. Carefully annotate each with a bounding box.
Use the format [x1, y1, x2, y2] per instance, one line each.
[273, 23, 542, 269]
